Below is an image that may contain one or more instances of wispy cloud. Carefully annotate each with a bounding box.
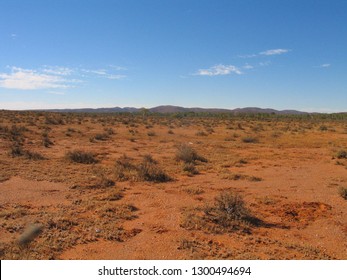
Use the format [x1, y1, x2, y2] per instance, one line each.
[319, 63, 331, 68]
[82, 68, 126, 80]
[42, 66, 74, 76]
[48, 91, 66, 95]
[0, 67, 74, 90]
[239, 48, 291, 58]
[82, 69, 107, 75]
[259, 61, 271, 67]
[195, 64, 242, 76]
[243, 63, 254, 70]
[0, 64, 127, 90]
[238, 53, 257, 59]
[109, 65, 127, 71]
[259, 49, 290, 56]
[106, 74, 127, 80]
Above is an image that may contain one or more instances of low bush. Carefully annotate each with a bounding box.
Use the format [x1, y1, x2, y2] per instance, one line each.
[42, 132, 53, 147]
[93, 133, 110, 141]
[66, 150, 98, 164]
[114, 154, 170, 182]
[242, 136, 259, 143]
[181, 191, 258, 234]
[336, 150, 347, 159]
[183, 162, 199, 176]
[137, 157, 171, 182]
[195, 131, 208, 136]
[24, 151, 45, 160]
[339, 187, 347, 200]
[204, 191, 251, 227]
[175, 144, 207, 164]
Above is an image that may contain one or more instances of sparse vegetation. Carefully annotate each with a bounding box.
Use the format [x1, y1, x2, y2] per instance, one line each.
[9, 143, 25, 157]
[42, 132, 53, 147]
[66, 150, 98, 164]
[182, 186, 204, 195]
[205, 191, 252, 227]
[24, 151, 45, 160]
[195, 130, 208, 136]
[182, 191, 258, 234]
[336, 150, 347, 159]
[0, 110, 346, 260]
[319, 125, 328, 131]
[175, 144, 207, 164]
[137, 155, 171, 182]
[114, 154, 170, 182]
[242, 136, 259, 143]
[93, 133, 110, 141]
[183, 162, 199, 175]
[221, 172, 262, 182]
[338, 187, 347, 200]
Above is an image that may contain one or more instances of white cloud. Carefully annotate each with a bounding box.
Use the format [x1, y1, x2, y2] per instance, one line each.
[48, 91, 66, 95]
[0, 67, 72, 90]
[243, 64, 254, 69]
[82, 68, 126, 80]
[259, 61, 271, 67]
[0, 101, 114, 110]
[0, 64, 126, 91]
[109, 65, 127, 71]
[320, 63, 331, 68]
[42, 66, 74, 76]
[82, 69, 107, 75]
[195, 64, 242, 76]
[238, 54, 257, 58]
[260, 49, 290, 56]
[106, 74, 127, 80]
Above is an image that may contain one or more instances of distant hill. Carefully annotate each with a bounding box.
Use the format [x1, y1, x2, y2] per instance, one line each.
[45, 105, 308, 115]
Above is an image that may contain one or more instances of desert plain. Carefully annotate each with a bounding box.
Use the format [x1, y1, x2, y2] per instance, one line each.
[0, 110, 346, 260]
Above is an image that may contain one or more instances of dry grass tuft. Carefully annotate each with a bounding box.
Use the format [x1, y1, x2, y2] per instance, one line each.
[175, 144, 207, 164]
[242, 136, 259, 143]
[336, 150, 347, 159]
[66, 150, 98, 164]
[114, 154, 171, 182]
[338, 187, 347, 200]
[181, 191, 258, 234]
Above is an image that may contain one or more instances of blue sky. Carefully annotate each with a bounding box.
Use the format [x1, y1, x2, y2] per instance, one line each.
[0, 0, 346, 112]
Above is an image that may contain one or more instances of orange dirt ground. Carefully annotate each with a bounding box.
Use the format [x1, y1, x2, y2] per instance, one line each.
[0, 111, 346, 259]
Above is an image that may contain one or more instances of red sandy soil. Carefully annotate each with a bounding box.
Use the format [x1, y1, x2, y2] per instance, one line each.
[0, 111, 346, 259]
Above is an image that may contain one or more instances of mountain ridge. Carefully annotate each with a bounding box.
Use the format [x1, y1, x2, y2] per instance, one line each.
[44, 105, 309, 114]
